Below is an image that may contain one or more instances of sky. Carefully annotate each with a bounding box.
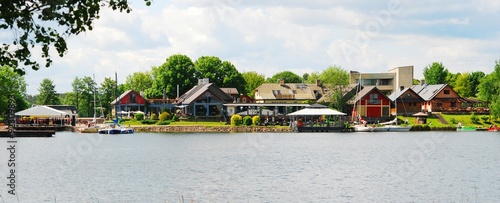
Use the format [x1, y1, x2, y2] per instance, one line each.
[6, 0, 500, 95]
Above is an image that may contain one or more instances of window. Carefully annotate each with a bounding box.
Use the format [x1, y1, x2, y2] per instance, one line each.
[130, 94, 136, 103]
[444, 90, 450, 94]
[242, 97, 247, 103]
[368, 93, 379, 104]
[272, 90, 281, 95]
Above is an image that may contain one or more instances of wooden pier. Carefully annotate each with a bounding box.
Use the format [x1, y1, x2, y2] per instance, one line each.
[0, 125, 70, 137]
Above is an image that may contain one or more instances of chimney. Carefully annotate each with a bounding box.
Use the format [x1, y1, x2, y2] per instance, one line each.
[420, 79, 425, 85]
[316, 79, 321, 86]
[279, 79, 285, 85]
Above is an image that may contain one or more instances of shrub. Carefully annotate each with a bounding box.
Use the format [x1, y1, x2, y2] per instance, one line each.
[450, 117, 457, 124]
[252, 116, 261, 125]
[134, 113, 145, 121]
[158, 120, 171, 125]
[159, 112, 171, 122]
[243, 116, 252, 126]
[471, 113, 479, 124]
[231, 114, 243, 126]
[141, 119, 157, 125]
[172, 114, 180, 122]
[150, 113, 158, 120]
[481, 116, 489, 123]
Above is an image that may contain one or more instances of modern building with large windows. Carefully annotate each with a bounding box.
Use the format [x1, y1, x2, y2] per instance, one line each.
[349, 66, 414, 95]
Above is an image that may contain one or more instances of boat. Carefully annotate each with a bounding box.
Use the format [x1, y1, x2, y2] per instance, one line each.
[456, 126, 476, 131]
[98, 123, 134, 134]
[488, 125, 499, 132]
[371, 90, 412, 132]
[371, 118, 412, 132]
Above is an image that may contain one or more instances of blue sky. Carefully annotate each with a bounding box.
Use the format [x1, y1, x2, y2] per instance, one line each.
[9, 0, 500, 95]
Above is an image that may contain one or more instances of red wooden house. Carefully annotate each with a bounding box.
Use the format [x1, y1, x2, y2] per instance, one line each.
[352, 86, 392, 119]
[111, 90, 148, 117]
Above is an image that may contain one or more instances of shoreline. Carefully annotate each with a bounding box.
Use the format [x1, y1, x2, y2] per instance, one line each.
[72, 125, 461, 133]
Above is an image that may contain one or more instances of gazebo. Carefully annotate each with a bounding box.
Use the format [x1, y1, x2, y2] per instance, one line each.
[287, 104, 347, 132]
[412, 112, 428, 124]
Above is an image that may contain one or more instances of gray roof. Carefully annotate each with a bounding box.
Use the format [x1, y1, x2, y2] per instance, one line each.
[16, 105, 69, 117]
[111, 90, 133, 105]
[179, 83, 233, 104]
[410, 84, 447, 101]
[220, 88, 239, 95]
[388, 88, 425, 102]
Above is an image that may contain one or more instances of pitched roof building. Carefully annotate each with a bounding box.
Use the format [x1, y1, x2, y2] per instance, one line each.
[254, 80, 326, 103]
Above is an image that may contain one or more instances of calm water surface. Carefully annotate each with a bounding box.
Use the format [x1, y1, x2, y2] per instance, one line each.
[1, 131, 500, 202]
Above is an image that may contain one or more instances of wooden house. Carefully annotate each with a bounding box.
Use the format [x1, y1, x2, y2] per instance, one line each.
[388, 88, 425, 115]
[411, 84, 462, 112]
[352, 86, 392, 119]
[111, 90, 148, 116]
[177, 83, 233, 117]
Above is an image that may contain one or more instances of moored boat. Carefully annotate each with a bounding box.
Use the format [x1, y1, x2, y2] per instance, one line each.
[456, 126, 476, 131]
[98, 123, 134, 134]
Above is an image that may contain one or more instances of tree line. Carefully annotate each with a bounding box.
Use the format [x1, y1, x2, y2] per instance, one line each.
[1, 58, 500, 119]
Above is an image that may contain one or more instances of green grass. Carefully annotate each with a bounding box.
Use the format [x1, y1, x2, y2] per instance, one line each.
[399, 113, 498, 128]
[440, 113, 496, 128]
[115, 114, 499, 129]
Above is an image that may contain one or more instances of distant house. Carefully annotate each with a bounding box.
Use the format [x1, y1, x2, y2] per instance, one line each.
[352, 86, 392, 119]
[388, 88, 425, 115]
[411, 84, 462, 112]
[177, 81, 233, 117]
[254, 80, 326, 103]
[111, 90, 148, 116]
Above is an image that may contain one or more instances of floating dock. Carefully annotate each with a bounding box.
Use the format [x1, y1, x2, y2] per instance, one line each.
[0, 130, 55, 137]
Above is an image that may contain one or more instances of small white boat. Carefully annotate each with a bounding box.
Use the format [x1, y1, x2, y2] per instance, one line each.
[353, 124, 373, 132]
[371, 125, 412, 132]
[98, 123, 134, 134]
[371, 118, 411, 132]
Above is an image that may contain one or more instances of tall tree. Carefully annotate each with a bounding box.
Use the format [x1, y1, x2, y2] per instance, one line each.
[0, 1, 151, 74]
[0, 66, 29, 115]
[67, 76, 96, 117]
[423, 62, 448, 85]
[99, 77, 118, 118]
[193, 56, 245, 92]
[242, 71, 266, 97]
[454, 73, 471, 97]
[445, 72, 460, 87]
[310, 66, 349, 85]
[266, 71, 302, 83]
[477, 61, 500, 118]
[36, 78, 60, 105]
[469, 71, 485, 97]
[124, 71, 153, 94]
[148, 54, 196, 99]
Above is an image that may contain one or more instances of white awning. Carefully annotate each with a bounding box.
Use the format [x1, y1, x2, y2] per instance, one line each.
[15, 105, 69, 117]
[287, 108, 346, 116]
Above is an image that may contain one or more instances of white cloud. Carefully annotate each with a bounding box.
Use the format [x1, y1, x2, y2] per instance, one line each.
[14, 0, 500, 95]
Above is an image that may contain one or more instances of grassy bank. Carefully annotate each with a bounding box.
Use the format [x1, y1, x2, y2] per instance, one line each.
[115, 113, 498, 132]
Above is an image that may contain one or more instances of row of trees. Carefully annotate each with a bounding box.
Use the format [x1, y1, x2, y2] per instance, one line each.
[423, 62, 485, 98]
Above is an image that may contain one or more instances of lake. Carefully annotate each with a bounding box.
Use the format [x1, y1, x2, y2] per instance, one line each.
[1, 131, 500, 202]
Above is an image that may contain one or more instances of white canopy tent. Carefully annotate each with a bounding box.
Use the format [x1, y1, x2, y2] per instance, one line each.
[15, 105, 69, 117]
[287, 104, 346, 116]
